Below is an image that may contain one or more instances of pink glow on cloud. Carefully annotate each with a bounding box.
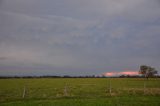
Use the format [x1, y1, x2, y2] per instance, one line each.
[105, 72, 116, 76]
[103, 71, 139, 76]
[119, 71, 139, 75]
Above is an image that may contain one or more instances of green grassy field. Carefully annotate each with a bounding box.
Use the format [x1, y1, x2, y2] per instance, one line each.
[0, 78, 160, 106]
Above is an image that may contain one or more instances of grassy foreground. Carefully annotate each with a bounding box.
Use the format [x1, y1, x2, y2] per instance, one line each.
[1, 96, 160, 106]
[0, 78, 160, 106]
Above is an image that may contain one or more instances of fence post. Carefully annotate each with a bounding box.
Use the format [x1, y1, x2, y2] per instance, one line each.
[22, 86, 26, 98]
[143, 82, 146, 95]
[109, 79, 112, 95]
[64, 84, 68, 96]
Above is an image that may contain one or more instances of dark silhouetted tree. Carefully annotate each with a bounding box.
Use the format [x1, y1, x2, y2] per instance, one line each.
[139, 65, 158, 79]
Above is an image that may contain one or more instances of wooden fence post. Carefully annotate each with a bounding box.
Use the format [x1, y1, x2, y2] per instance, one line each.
[143, 81, 146, 95]
[64, 84, 68, 96]
[22, 86, 26, 98]
[109, 79, 112, 95]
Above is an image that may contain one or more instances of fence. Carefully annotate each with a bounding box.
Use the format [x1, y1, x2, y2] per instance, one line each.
[0, 78, 160, 100]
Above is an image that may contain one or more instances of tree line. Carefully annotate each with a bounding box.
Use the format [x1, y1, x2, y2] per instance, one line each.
[0, 65, 158, 79]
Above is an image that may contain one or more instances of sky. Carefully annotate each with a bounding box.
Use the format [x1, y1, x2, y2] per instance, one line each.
[103, 71, 139, 77]
[0, 0, 160, 76]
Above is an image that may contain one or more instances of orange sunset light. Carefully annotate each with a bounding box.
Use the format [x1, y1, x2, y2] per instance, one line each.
[103, 71, 139, 76]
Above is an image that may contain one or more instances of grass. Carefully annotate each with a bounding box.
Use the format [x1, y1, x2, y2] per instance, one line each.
[0, 78, 160, 105]
[1, 96, 160, 106]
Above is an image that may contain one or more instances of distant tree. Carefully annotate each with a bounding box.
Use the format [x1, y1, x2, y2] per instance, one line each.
[119, 75, 126, 78]
[139, 65, 158, 79]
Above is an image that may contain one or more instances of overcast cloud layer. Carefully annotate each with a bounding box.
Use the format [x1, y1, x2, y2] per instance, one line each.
[0, 0, 160, 76]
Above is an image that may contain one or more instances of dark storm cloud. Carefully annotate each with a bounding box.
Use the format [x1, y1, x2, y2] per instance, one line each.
[0, 0, 160, 76]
